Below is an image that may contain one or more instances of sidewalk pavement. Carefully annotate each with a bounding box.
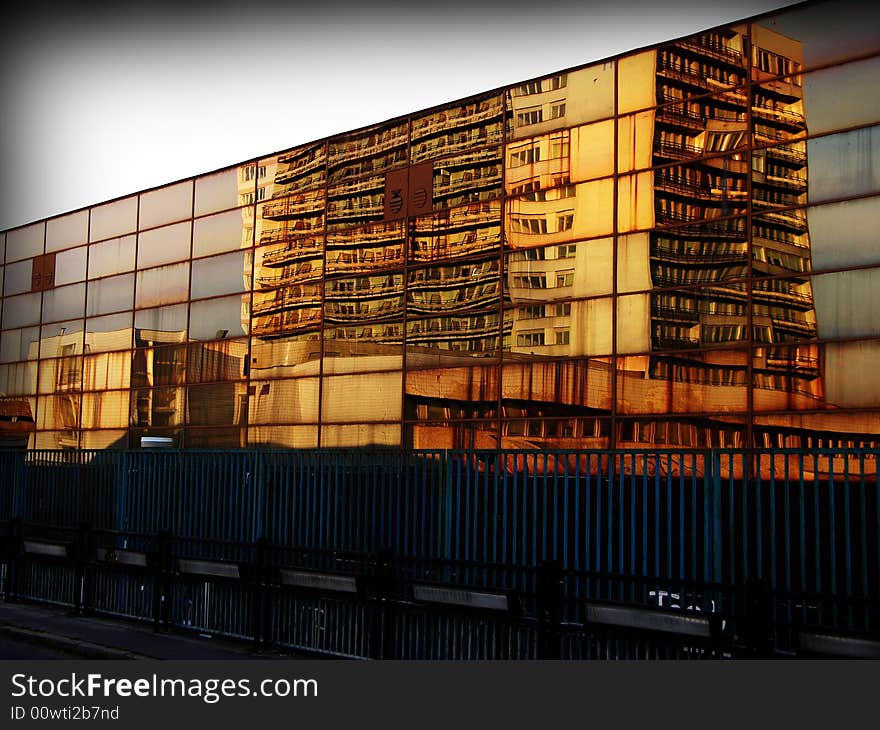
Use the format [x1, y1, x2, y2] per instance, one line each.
[0, 601, 312, 660]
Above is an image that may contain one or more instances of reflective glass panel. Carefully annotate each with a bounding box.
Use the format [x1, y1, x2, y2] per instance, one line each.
[801, 57, 880, 136]
[54, 246, 87, 286]
[2, 292, 41, 329]
[806, 125, 880, 204]
[190, 250, 249, 300]
[194, 167, 247, 217]
[266, 143, 326, 198]
[39, 319, 84, 360]
[88, 235, 136, 279]
[135, 262, 190, 309]
[248, 425, 318, 449]
[89, 196, 137, 243]
[321, 423, 401, 448]
[136, 221, 191, 270]
[87, 273, 135, 317]
[46, 210, 88, 253]
[753, 0, 880, 71]
[41, 282, 85, 323]
[186, 382, 248, 427]
[36, 390, 81, 429]
[752, 341, 822, 412]
[139, 181, 193, 230]
[327, 120, 408, 186]
[823, 339, 880, 409]
[5, 223, 43, 263]
[506, 178, 613, 246]
[187, 337, 248, 383]
[806, 197, 880, 270]
[80, 430, 128, 450]
[84, 313, 133, 353]
[248, 377, 319, 425]
[186, 427, 247, 449]
[322, 372, 402, 423]
[134, 304, 188, 345]
[192, 208, 251, 258]
[82, 390, 130, 430]
[83, 351, 131, 392]
[249, 331, 321, 375]
[811, 268, 880, 340]
[3, 259, 32, 297]
[189, 295, 249, 341]
[0, 326, 40, 362]
[509, 63, 614, 139]
[0, 362, 37, 395]
[620, 350, 748, 414]
[412, 94, 504, 163]
[130, 386, 185, 428]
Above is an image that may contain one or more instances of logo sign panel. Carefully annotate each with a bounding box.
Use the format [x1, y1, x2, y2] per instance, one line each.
[31, 253, 56, 291]
[383, 162, 434, 220]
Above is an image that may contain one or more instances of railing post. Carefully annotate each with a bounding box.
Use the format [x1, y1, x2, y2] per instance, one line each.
[369, 547, 394, 660]
[744, 577, 773, 657]
[72, 522, 94, 616]
[251, 537, 272, 649]
[536, 560, 563, 659]
[152, 529, 173, 632]
[4, 517, 23, 602]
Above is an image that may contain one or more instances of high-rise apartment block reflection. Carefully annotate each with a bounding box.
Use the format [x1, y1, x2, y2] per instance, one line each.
[2, 0, 878, 452]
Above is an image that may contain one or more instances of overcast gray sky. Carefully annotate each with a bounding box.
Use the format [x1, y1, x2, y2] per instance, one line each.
[0, 0, 796, 232]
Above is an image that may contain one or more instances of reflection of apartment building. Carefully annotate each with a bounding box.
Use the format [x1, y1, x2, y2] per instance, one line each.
[3, 0, 877, 452]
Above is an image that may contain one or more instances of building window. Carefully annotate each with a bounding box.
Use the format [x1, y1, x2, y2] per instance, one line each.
[509, 144, 541, 168]
[556, 270, 574, 287]
[557, 244, 577, 259]
[510, 217, 548, 235]
[556, 213, 574, 232]
[548, 74, 567, 90]
[512, 274, 548, 289]
[550, 102, 566, 119]
[517, 330, 545, 347]
[555, 302, 572, 317]
[516, 107, 543, 127]
[519, 305, 546, 320]
[555, 329, 570, 345]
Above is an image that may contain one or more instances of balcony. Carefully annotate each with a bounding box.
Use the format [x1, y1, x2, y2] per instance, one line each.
[274, 154, 326, 184]
[412, 101, 503, 140]
[260, 239, 323, 267]
[328, 175, 385, 198]
[657, 59, 713, 92]
[655, 104, 707, 132]
[326, 248, 404, 274]
[328, 130, 408, 166]
[758, 173, 808, 194]
[252, 310, 322, 338]
[651, 305, 701, 322]
[408, 288, 499, 314]
[751, 104, 805, 131]
[407, 317, 501, 343]
[759, 208, 808, 233]
[764, 144, 807, 168]
[261, 197, 325, 221]
[278, 144, 324, 165]
[326, 222, 405, 248]
[653, 139, 703, 161]
[675, 37, 746, 68]
[252, 290, 322, 316]
[651, 240, 746, 265]
[325, 280, 403, 300]
[652, 333, 701, 350]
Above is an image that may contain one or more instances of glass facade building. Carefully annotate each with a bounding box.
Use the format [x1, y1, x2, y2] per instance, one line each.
[1, 0, 879, 452]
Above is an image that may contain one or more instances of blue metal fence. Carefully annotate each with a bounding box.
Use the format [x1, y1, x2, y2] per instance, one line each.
[1, 447, 877, 658]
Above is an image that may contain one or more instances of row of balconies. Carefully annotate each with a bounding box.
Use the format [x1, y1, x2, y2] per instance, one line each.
[411, 101, 503, 141]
